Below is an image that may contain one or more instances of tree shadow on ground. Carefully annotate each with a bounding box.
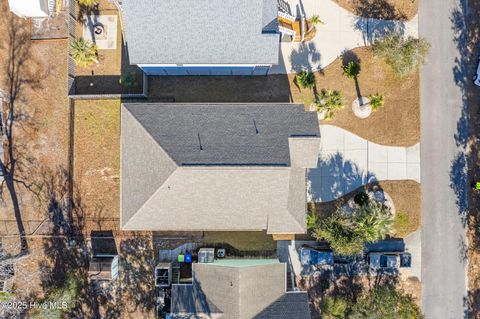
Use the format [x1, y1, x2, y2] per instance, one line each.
[451, 0, 479, 316]
[353, 0, 408, 20]
[0, 14, 50, 253]
[290, 42, 322, 73]
[307, 152, 377, 202]
[352, 0, 406, 46]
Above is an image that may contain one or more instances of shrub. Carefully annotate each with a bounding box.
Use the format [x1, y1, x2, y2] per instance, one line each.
[315, 89, 344, 120]
[311, 200, 393, 256]
[119, 72, 138, 88]
[372, 35, 430, 77]
[354, 192, 369, 206]
[296, 70, 316, 89]
[70, 37, 97, 67]
[369, 93, 385, 111]
[320, 296, 348, 319]
[77, 0, 96, 7]
[312, 212, 365, 256]
[356, 200, 394, 242]
[29, 273, 83, 319]
[343, 61, 361, 79]
[352, 284, 424, 318]
[306, 209, 318, 230]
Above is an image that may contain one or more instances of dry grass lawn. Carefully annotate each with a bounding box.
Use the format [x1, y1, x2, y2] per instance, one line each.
[73, 99, 120, 225]
[0, 4, 69, 230]
[332, 0, 419, 21]
[290, 47, 420, 147]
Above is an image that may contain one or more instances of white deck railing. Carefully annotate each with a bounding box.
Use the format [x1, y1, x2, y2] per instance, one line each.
[278, 11, 296, 22]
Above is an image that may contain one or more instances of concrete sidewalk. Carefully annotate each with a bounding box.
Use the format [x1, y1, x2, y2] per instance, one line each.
[271, 0, 418, 74]
[307, 125, 420, 202]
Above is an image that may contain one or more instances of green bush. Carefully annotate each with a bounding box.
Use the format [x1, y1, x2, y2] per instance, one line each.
[351, 284, 424, 318]
[315, 89, 344, 120]
[306, 209, 318, 230]
[296, 70, 316, 89]
[343, 61, 361, 79]
[369, 93, 385, 111]
[311, 200, 393, 256]
[29, 273, 83, 319]
[372, 35, 430, 77]
[119, 72, 138, 88]
[320, 296, 348, 319]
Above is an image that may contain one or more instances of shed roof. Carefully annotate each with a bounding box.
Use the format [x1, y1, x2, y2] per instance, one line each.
[120, 0, 280, 65]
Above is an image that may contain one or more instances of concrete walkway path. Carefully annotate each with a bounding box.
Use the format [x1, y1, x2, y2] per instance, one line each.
[307, 125, 420, 202]
[271, 0, 418, 74]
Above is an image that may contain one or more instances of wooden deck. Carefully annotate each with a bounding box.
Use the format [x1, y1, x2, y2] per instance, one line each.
[278, 16, 302, 42]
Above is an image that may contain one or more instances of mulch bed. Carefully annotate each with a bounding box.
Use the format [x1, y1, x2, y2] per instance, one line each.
[290, 47, 420, 147]
[332, 0, 419, 21]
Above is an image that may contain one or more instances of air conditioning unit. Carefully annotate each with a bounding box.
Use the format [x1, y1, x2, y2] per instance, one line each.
[198, 248, 215, 263]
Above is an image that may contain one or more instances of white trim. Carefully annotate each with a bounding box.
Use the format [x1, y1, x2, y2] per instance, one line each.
[138, 63, 269, 68]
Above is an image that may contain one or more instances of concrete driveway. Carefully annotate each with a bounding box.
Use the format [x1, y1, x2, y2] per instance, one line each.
[271, 0, 419, 74]
[307, 125, 420, 202]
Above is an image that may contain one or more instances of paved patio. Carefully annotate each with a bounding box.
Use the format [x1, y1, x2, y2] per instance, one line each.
[271, 0, 419, 73]
[308, 125, 420, 202]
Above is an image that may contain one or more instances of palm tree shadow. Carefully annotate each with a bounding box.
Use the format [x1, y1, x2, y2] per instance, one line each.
[308, 152, 377, 202]
[289, 42, 322, 73]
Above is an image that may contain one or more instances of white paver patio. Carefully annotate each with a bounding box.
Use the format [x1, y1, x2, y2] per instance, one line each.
[271, 0, 418, 74]
[307, 125, 420, 202]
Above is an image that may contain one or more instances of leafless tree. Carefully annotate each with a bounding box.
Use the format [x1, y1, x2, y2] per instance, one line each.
[0, 16, 47, 253]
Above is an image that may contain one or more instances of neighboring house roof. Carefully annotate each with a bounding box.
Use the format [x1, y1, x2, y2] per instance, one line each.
[170, 261, 311, 319]
[120, 0, 280, 65]
[8, 0, 49, 18]
[120, 103, 320, 234]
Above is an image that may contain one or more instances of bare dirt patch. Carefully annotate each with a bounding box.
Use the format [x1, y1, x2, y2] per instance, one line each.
[290, 47, 420, 147]
[332, 0, 418, 21]
[0, 4, 70, 233]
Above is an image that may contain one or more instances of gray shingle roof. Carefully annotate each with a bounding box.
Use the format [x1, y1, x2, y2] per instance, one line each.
[171, 262, 311, 319]
[122, 103, 319, 166]
[120, 103, 320, 234]
[121, 0, 280, 65]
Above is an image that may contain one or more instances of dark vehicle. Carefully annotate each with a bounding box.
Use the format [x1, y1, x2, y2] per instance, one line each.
[300, 246, 334, 266]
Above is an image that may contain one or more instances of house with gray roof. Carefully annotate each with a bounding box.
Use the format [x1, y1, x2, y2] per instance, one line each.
[170, 259, 311, 319]
[120, 0, 280, 76]
[120, 103, 320, 235]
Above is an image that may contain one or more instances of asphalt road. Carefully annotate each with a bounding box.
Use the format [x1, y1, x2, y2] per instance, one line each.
[419, 0, 468, 318]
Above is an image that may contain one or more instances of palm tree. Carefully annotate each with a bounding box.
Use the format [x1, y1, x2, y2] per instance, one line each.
[295, 70, 316, 89]
[356, 200, 393, 242]
[308, 15, 323, 32]
[315, 89, 344, 120]
[70, 38, 98, 67]
[368, 93, 385, 111]
[343, 61, 361, 79]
